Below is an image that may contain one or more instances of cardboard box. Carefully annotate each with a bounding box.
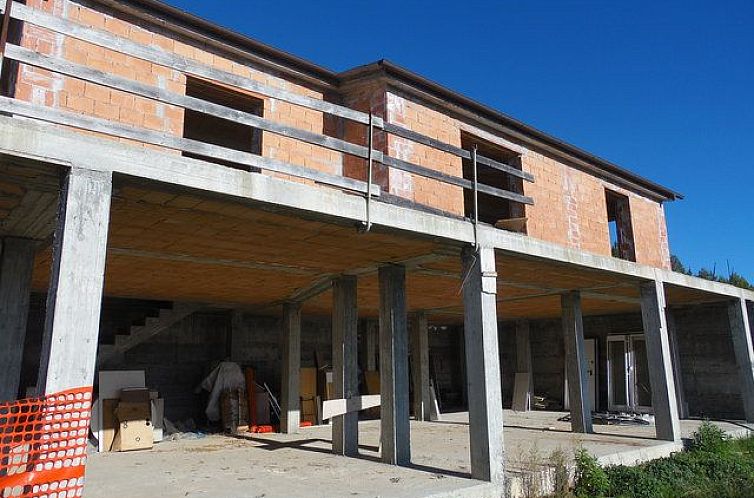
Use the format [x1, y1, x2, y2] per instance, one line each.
[119, 387, 150, 404]
[112, 419, 153, 452]
[115, 400, 151, 422]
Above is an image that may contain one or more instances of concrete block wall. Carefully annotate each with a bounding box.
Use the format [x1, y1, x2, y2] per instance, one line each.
[672, 303, 744, 419]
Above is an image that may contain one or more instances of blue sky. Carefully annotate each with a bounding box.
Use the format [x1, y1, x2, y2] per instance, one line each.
[167, 0, 753, 278]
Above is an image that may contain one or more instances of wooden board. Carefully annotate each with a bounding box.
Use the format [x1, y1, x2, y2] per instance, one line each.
[101, 399, 118, 452]
[322, 395, 381, 420]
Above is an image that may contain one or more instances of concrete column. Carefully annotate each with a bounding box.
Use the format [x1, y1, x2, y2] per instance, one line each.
[666, 310, 688, 419]
[561, 291, 593, 434]
[410, 312, 431, 421]
[728, 297, 754, 423]
[639, 280, 680, 442]
[332, 275, 359, 456]
[37, 168, 112, 395]
[378, 264, 410, 465]
[366, 319, 378, 371]
[515, 319, 533, 410]
[0, 237, 36, 401]
[280, 302, 302, 434]
[461, 245, 504, 486]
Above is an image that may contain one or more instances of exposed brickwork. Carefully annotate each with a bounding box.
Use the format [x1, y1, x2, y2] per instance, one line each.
[12, 0, 672, 270]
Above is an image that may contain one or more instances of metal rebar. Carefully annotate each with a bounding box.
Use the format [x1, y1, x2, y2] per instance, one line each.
[363, 112, 374, 232]
[472, 144, 479, 249]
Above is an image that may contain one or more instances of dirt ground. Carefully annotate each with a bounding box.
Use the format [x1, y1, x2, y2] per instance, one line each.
[85, 411, 753, 498]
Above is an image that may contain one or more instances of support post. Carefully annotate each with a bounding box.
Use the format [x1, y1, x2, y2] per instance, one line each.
[639, 280, 680, 441]
[410, 312, 431, 421]
[728, 297, 754, 423]
[37, 168, 112, 395]
[280, 302, 302, 434]
[0, 237, 36, 401]
[515, 319, 533, 411]
[666, 310, 688, 419]
[561, 291, 593, 433]
[461, 245, 504, 486]
[332, 275, 358, 456]
[379, 264, 410, 465]
[366, 319, 378, 371]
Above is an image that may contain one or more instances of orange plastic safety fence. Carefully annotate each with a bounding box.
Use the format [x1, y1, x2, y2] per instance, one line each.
[0, 388, 93, 498]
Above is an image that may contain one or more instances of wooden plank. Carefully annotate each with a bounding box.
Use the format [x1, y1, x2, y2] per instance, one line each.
[384, 122, 534, 182]
[6, 44, 530, 205]
[322, 395, 381, 420]
[0, 96, 380, 196]
[381, 154, 534, 205]
[10, 2, 376, 126]
[6, 44, 372, 161]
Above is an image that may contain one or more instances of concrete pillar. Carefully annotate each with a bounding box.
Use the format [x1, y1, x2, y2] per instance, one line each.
[515, 319, 533, 410]
[332, 275, 358, 456]
[728, 297, 754, 423]
[0, 237, 36, 401]
[378, 264, 410, 465]
[639, 280, 680, 442]
[461, 245, 504, 486]
[561, 291, 593, 434]
[410, 312, 431, 421]
[37, 168, 112, 395]
[366, 319, 378, 371]
[666, 310, 688, 419]
[280, 302, 301, 434]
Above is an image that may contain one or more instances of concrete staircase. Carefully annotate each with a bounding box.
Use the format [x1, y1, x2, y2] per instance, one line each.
[98, 302, 202, 365]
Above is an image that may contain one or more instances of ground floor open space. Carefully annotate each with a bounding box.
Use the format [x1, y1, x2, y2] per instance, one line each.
[84, 411, 754, 498]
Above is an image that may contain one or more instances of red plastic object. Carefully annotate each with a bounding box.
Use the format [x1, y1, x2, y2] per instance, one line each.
[0, 387, 93, 497]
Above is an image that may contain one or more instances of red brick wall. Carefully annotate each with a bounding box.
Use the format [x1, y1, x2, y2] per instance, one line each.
[14, 0, 341, 180]
[12, 0, 671, 269]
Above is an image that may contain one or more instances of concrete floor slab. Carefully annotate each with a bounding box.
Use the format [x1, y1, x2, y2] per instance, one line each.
[84, 411, 754, 498]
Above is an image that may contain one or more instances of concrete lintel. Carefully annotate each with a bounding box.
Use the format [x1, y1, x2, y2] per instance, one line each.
[461, 245, 505, 487]
[561, 291, 593, 434]
[728, 297, 754, 423]
[0, 237, 37, 401]
[639, 280, 681, 442]
[410, 312, 431, 422]
[379, 264, 411, 466]
[0, 117, 751, 303]
[332, 275, 359, 456]
[280, 302, 302, 434]
[37, 167, 113, 395]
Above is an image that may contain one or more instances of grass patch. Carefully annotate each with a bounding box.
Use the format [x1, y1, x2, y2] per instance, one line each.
[573, 422, 754, 498]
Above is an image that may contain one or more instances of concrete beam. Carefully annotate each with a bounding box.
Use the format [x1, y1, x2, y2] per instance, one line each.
[332, 276, 359, 456]
[561, 291, 593, 434]
[0, 237, 36, 401]
[639, 280, 680, 442]
[728, 298, 754, 423]
[0, 117, 751, 304]
[461, 246, 505, 486]
[37, 168, 112, 395]
[410, 312, 431, 422]
[379, 264, 410, 466]
[280, 302, 302, 434]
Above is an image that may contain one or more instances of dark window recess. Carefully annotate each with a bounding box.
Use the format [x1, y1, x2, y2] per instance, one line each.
[606, 190, 636, 262]
[182, 77, 263, 171]
[461, 132, 526, 232]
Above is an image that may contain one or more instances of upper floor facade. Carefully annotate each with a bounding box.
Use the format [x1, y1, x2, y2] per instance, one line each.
[1, 0, 680, 270]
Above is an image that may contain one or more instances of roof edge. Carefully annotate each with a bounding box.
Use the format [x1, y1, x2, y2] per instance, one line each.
[340, 60, 684, 202]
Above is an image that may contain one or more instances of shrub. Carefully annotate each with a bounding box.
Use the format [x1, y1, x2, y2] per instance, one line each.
[690, 421, 729, 454]
[573, 448, 609, 498]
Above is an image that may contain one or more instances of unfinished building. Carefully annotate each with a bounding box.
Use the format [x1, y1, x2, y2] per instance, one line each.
[0, 0, 752, 496]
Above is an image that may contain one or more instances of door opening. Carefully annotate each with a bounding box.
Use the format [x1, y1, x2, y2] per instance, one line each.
[607, 334, 653, 413]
